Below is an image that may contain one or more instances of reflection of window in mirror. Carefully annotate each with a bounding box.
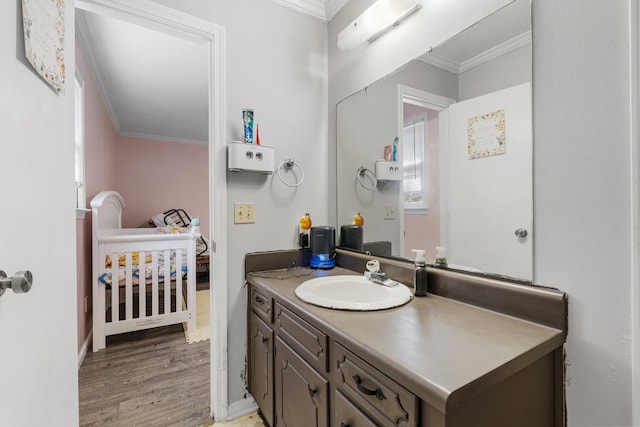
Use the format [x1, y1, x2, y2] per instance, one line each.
[403, 119, 427, 212]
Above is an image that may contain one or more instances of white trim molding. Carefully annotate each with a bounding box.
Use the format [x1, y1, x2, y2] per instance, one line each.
[75, 0, 229, 421]
[267, 0, 349, 22]
[630, 0, 640, 423]
[420, 31, 531, 75]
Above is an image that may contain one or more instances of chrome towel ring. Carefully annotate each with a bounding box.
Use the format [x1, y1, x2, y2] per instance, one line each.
[357, 166, 377, 191]
[277, 158, 305, 187]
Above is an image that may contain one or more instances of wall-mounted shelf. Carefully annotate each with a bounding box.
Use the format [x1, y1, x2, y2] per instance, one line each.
[228, 142, 275, 174]
[375, 160, 402, 181]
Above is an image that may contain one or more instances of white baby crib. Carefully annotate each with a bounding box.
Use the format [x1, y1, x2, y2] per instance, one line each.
[91, 191, 197, 352]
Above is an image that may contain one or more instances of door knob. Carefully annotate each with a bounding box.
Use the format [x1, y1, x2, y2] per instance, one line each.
[0, 270, 33, 297]
[514, 228, 528, 238]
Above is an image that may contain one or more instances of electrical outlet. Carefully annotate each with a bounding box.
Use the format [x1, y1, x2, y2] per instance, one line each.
[234, 202, 255, 224]
[384, 203, 396, 220]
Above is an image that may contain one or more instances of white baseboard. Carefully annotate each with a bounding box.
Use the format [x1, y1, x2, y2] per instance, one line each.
[78, 329, 92, 369]
[226, 396, 258, 421]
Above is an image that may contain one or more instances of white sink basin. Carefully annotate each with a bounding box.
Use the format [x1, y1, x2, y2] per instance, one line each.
[294, 275, 412, 311]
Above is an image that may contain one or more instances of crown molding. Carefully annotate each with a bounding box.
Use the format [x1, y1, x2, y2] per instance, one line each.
[267, 0, 349, 22]
[420, 31, 531, 75]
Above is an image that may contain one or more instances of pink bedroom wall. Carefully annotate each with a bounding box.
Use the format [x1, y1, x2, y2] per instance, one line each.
[75, 41, 210, 355]
[403, 108, 440, 261]
[115, 137, 209, 238]
[76, 39, 120, 354]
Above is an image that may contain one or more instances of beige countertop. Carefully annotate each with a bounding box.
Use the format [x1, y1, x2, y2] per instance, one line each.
[248, 266, 564, 414]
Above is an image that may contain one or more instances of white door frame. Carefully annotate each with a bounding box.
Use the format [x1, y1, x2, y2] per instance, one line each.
[397, 85, 455, 258]
[74, 0, 229, 420]
[630, 0, 640, 423]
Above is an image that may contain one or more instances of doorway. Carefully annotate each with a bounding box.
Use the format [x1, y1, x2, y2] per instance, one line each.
[397, 85, 454, 260]
[74, 0, 227, 420]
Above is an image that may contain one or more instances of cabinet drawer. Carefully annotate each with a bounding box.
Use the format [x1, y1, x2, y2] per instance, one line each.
[334, 343, 417, 427]
[334, 390, 378, 427]
[274, 303, 328, 372]
[251, 286, 272, 323]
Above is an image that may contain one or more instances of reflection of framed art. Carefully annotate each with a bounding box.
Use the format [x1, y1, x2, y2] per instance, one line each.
[22, 0, 66, 92]
[467, 109, 505, 159]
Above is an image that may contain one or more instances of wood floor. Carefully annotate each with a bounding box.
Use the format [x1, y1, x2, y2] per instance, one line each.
[79, 324, 212, 426]
[79, 275, 213, 426]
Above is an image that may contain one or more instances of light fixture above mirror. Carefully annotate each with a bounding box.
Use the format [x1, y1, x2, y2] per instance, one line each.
[337, 0, 422, 51]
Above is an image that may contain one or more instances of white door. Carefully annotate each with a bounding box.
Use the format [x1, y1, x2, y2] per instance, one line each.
[446, 83, 533, 280]
[0, 1, 79, 425]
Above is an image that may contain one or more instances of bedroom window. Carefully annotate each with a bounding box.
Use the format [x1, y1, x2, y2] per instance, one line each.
[75, 71, 87, 218]
[403, 119, 428, 212]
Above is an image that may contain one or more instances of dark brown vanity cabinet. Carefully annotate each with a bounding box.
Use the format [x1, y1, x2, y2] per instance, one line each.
[274, 336, 329, 426]
[249, 287, 275, 426]
[249, 313, 274, 426]
[249, 286, 330, 426]
[247, 272, 566, 427]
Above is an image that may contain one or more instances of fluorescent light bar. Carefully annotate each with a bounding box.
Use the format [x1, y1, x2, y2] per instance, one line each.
[337, 0, 422, 51]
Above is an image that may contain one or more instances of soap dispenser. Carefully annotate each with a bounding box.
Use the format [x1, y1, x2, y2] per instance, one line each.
[411, 249, 428, 297]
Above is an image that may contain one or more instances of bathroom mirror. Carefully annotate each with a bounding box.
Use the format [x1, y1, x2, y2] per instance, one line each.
[336, 0, 532, 281]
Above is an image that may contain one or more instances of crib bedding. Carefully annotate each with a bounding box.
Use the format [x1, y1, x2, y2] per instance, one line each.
[99, 251, 188, 286]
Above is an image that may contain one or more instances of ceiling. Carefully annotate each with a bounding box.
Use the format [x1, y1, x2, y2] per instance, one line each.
[76, 0, 528, 146]
[75, 0, 348, 146]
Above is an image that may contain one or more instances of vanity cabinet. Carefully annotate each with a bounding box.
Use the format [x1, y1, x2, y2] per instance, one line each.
[248, 287, 274, 427]
[249, 313, 274, 426]
[274, 336, 329, 426]
[246, 258, 567, 427]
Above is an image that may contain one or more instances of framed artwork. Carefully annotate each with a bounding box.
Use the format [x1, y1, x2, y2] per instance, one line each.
[467, 109, 505, 159]
[22, 0, 66, 92]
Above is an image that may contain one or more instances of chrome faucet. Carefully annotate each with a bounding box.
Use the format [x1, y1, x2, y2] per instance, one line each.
[365, 259, 398, 287]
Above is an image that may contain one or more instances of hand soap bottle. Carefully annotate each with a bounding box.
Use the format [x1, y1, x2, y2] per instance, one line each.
[411, 249, 428, 297]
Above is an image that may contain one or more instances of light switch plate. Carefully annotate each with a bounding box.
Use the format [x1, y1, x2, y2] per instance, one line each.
[234, 202, 255, 224]
[384, 203, 395, 220]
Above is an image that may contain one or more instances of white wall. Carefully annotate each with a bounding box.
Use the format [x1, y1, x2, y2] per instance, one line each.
[0, 0, 79, 425]
[330, 0, 636, 425]
[533, 1, 633, 425]
[150, 0, 328, 403]
[458, 43, 531, 101]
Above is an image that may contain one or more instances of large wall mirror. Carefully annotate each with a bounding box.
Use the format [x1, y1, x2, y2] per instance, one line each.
[336, 0, 532, 281]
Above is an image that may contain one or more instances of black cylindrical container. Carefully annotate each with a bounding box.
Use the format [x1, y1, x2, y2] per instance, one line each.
[414, 263, 428, 297]
[340, 225, 363, 251]
[311, 226, 335, 256]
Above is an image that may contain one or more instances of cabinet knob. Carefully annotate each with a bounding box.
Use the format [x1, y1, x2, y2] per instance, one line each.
[308, 385, 318, 400]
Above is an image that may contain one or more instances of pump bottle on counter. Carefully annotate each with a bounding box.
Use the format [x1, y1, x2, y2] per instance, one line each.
[411, 249, 428, 297]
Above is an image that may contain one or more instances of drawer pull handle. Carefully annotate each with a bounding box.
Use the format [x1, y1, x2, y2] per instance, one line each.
[308, 385, 318, 400]
[262, 336, 268, 344]
[254, 294, 265, 305]
[352, 374, 386, 400]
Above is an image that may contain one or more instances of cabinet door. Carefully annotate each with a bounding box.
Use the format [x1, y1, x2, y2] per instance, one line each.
[250, 312, 274, 426]
[274, 337, 328, 427]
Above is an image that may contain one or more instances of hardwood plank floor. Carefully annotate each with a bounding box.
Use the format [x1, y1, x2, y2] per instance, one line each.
[80, 274, 213, 426]
[79, 324, 211, 426]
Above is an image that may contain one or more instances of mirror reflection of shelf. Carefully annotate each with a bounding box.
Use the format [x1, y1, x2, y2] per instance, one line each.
[375, 160, 402, 181]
